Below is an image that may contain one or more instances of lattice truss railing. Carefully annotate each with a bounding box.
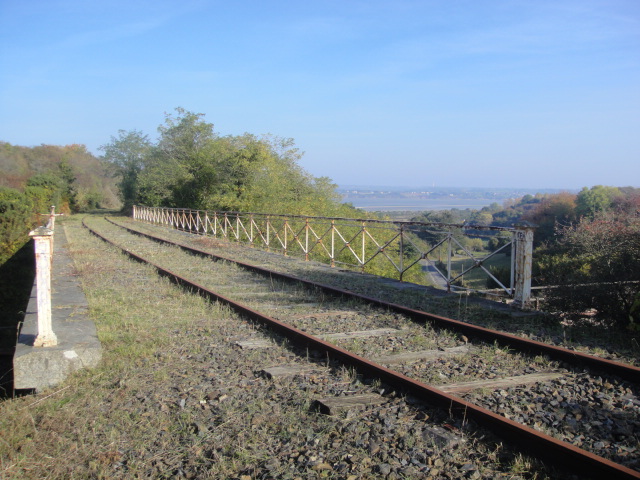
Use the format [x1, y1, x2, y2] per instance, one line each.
[133, 206, 534, 301]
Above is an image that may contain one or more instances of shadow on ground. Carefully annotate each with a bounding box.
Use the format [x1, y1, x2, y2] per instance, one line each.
[0, 240, 35, 398]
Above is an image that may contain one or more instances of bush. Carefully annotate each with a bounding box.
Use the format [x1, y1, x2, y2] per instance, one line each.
[0, 187, 34, 264]
[74, 187, 103, 211]
[24, 185, 58, 215]
[537, 211, 640, 328]
[486, 266, 511, 290]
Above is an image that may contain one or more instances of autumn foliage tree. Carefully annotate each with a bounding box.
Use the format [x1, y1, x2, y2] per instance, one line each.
[537, 209, 640, 328]
[522, 192, 577, 246]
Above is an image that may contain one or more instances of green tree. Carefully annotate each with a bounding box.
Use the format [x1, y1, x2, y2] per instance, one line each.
[134, 109, 344, 217]
[26, 172, 68, 213]
[237, 135, 339, 215]
[100, 130, 152, 212]
[136, 153, 184, 207]
[157, 108, 215, 163]
[471, 210, 493, 226]
[26, 172, 65, 192]
[57, 158, 78, 212]
[138, 108, 219, 209]
[575, 185, 622, 219]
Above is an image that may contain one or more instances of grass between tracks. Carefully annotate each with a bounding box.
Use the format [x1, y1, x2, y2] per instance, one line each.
[125, 214, 640, 366]
[0, 214, 621, 479]
[0, 217, 212, 477]
[0, 216, 286, 478]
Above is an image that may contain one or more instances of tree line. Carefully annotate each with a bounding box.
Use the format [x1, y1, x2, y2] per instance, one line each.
[0, 143, 120, 264]
[0, 108, 357, 264]
[100, 108, 354, 218]
[2, 108, 638, 330]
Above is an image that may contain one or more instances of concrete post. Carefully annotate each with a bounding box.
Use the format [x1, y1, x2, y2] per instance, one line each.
[46, 205, 56, 229]
[29, 226, 58, 347]
[46, 206, 58, 268]
[513, 222, 536, 307]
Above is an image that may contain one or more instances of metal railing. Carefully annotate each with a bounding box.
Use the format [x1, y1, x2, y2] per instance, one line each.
[133, 205, 535, 305]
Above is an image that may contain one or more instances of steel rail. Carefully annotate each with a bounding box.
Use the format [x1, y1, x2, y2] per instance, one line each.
[107, 217, 640, 384]
[88, 218, 640, 479]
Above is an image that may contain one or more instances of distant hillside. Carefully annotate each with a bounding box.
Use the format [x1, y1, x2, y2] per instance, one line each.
[338, 186, 567, 212]
[339, 185, 566, 200]
[0, 142, 120, 208]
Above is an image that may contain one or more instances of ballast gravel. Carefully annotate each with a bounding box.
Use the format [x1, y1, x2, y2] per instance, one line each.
[111, 321, 562, 480]
[84, 218, 640, 479]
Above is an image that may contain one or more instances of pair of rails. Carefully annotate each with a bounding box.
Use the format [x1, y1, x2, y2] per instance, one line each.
[84, 217, 640, 480]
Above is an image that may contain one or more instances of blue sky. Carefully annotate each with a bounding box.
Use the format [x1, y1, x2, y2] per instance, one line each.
[1, 0, 638, 189]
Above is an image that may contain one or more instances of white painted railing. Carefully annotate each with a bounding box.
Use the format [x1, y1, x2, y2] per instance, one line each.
[133, 205, 535, 305]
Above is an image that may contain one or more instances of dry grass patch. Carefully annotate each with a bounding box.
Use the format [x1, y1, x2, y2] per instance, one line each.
[0, 218, 270, 478]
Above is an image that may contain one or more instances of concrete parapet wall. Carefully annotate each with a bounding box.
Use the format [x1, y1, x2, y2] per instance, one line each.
[14, 225, 102, 392]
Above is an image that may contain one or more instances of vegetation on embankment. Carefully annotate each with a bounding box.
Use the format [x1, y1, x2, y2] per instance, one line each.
[0, 142, 120, 263]
[410, 186, 640, 330]
[0, 142, 120, 211]
[0, 143, 121, 353]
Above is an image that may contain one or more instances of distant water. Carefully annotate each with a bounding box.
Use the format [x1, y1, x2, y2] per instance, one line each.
[343, 196, 498, 212]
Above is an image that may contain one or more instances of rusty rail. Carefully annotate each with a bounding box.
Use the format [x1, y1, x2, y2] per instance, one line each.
[107, 216, 640, 384]
[86, 217, 640, 479]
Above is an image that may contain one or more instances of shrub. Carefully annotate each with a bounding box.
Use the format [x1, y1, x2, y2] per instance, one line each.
[537, 211, 640, 328]
[0, 187, 34, 264]
[486, 266, 511, 290]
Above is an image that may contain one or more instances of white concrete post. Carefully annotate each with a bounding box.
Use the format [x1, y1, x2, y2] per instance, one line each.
[29, 226, 58, 347]
[513, 222, 535, 307]
[46, 205, 56, 229]
[38, 206, 60, 265]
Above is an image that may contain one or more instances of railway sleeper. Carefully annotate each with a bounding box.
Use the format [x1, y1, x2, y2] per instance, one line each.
[86, 217, 640, 480]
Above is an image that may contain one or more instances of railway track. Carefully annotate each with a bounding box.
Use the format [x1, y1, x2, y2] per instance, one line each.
[83, 216, 640, 479]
